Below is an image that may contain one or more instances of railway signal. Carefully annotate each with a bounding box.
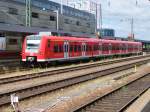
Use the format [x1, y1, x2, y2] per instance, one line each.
[11, 93, 21, 112]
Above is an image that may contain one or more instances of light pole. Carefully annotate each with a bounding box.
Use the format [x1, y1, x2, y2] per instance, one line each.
[95, 3, 98, 33]
[53, 10, 59, 31]
[60, 0, 63, 15]
[131, 18, 134, 39]
[99, 4, 103, 36]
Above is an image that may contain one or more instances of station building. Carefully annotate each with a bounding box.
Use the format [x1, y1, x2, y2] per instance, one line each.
[0, 0, 95, 57]
[97, 28, 115, 37]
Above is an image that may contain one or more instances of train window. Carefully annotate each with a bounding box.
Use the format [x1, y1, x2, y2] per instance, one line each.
[78, 45, 81, 52]
[59, 45, 63, 52]
[112, 45, 115, 50]
[74, 45, 77, 52]
[130, 45, 133, 50]
[94, 45, 99, 51]
[119, 45, 122, 50]
[48, 40, 50, 48]
[32, 12, 39, 18]
[129, 45, 132, 50]
[94, 45, 96, 51]
[70, 45, 73, 52]
[8, 7, 18, 15]
[54, 44, 59, 53]
[9, 39, 18, 45]
[109, 44, 112, 50]
[54, 45, 56, 52]
[86, 45, 88, 51]
[116, 45, 119, 50]
[89, 46, 92, 51]
[87, 46, 90, 51]
[99, 45, 102, 51]
[122, 44, 126, 50]
[97, 45, 99, 50]
[77, 45, 79, 52]
[102, 44, 109, 51]
[86, 45, 91, 51]
[128, 45, 130, 50]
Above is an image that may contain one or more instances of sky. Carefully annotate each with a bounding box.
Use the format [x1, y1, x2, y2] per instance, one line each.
[50, 0, 150, 41]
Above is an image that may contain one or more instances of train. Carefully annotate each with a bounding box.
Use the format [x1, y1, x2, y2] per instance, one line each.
[21, 32, 142, 63]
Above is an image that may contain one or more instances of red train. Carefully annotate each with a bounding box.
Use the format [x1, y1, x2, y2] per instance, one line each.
[22, 33, 142, 62]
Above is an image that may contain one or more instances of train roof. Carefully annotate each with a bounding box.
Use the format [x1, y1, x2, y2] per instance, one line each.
[27, 35, 141, 45]
[45, 36, 141, 44]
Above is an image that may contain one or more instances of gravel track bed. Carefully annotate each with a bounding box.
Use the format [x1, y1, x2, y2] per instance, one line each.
[0, 65, 144, 112]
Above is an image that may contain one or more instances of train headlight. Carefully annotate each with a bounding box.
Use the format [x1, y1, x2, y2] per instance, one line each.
[27, 57, 35, 62]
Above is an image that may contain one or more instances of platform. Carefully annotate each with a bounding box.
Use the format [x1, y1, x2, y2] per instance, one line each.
[125, 89, 150, 112]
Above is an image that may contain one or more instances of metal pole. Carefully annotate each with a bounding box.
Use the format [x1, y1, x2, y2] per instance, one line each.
[25, 0, 31, 27]
[55, 10, 59, 31]
[60, 0, 63, 14]
[57, 10, 59, 31]
[99, 4, 103, 35]
[131, 18, 134, 38]
[95, 3, 98, 33]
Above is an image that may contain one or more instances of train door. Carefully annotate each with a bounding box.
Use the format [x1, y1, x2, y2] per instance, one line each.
[125, 44, 128, 54]
[109, 43, 112, 55]
[82, 43, 86, 57]
[64, 41, 69, 59]
[119, 44, 122, 54]
[99, 43, 102, 55]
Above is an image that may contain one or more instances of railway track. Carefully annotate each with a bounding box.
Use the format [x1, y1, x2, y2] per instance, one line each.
[0, 59, 22, 74]
[0, 55, 149, 85]
[0, 56, 149, 106]
[75, 74, 150, 112]
[0, 55, 147, 74]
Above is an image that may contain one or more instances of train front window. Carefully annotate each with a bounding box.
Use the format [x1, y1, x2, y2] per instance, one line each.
[27, 43, 39, 49]
[26, 35, 41, 53]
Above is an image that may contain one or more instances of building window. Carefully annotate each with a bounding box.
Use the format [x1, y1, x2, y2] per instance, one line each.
[9, 39, 18, 45]
[32, 12, 39, 18]
[64, 19, 70, 24]
[50, 16, 56, 21]
[8, 8, 18, 15]
[76, 21, 80, 26]
[87, 23, 90, 27]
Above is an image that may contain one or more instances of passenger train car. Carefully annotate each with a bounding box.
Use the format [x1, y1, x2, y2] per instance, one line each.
[22, 34, 142, 62]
